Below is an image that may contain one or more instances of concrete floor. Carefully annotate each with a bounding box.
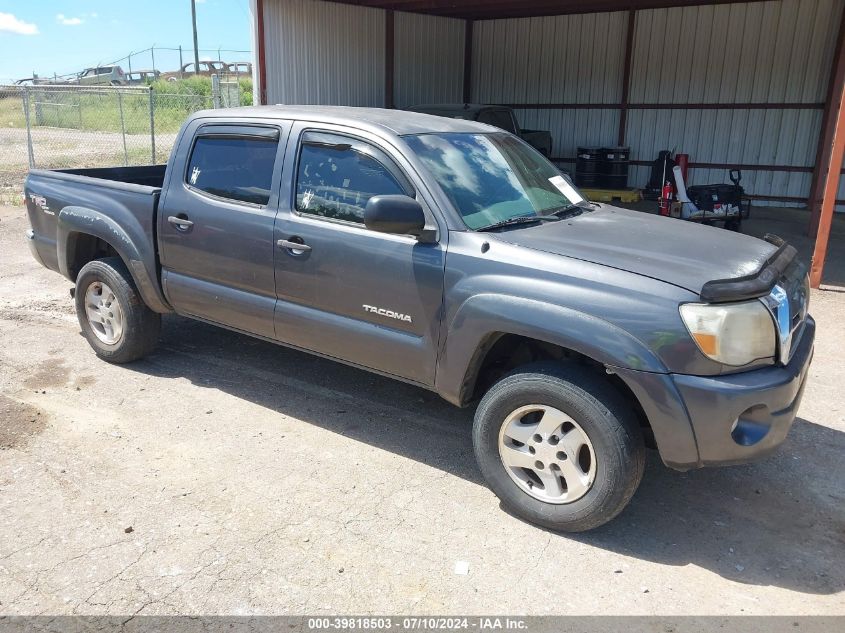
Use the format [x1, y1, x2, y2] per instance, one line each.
[0, 203, 843, 616]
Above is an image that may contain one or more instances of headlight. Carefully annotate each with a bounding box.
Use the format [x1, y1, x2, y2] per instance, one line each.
[679, 300, 776, 366]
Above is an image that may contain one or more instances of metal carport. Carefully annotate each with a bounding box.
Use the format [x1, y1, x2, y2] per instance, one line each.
[249, 0, 845, 287]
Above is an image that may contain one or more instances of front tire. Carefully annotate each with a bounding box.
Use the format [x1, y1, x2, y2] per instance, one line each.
[75, 257, 160, 363]
[473, 362, 645, 532]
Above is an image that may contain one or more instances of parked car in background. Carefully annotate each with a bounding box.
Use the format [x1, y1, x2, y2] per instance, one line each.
[409, 103, 553, 157]
[227, 62, 252, 77]
[24, 105, 813, 533]
[75, 66, 127, 86]
[162, 61, 227, 82]
[126, 70, 161, 85]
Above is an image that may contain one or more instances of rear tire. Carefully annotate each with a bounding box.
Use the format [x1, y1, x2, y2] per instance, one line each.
[473, 362, 645, 532]
[75, 257, 160, 363]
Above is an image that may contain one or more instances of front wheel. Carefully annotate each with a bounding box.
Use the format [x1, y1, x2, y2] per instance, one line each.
[473, 362, 645, 532]
[75, 257, 161, 363]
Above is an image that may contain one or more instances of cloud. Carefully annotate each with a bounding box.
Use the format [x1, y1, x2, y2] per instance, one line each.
[0, 12, 38, 35]
[56, 14, 84, 26]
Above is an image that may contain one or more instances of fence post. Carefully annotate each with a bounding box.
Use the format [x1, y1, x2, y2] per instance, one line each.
[149, 87, 156, 164]
[23, 87, 35, 169]
[212, 74, 221, 109]
[117, 89, 128, 166]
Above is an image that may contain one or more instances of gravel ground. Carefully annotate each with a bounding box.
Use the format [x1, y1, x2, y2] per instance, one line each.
[0, 203, 843, 616]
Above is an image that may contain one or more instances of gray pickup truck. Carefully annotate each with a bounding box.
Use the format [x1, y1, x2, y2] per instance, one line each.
[24, 106, 814, 532]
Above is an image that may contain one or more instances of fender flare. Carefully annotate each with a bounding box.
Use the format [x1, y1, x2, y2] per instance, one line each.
[435, 293, 669, 406]
[57, 206, 171, 313]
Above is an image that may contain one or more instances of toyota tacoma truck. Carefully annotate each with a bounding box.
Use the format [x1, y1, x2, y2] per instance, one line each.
[408, 103, 553, 157]
[24, 106, 814, 532]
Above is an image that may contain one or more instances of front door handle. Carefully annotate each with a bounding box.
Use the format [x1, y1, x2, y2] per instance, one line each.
[167, 215, 194, 230]
[277, 238, 312, 254]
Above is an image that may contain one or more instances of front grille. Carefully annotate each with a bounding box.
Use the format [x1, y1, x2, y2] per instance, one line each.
[767, 258, 809, 365]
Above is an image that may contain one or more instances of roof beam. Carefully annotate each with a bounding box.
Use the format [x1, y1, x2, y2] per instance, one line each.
[323, 0, 774, 20]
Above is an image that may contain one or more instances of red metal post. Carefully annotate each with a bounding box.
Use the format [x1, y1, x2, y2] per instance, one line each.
[256, 0, 267, 105]
[808, 7, 845, 235]
[810, 77, 845, 288]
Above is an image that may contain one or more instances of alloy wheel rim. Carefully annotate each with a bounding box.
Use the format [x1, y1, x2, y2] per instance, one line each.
[497, 404, 597, 504]
[84, 281, 124, 345]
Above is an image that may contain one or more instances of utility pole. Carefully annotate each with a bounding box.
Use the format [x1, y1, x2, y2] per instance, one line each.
[191, 0, 200, 74]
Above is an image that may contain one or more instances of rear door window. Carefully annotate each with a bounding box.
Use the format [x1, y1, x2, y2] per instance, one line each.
[186, 132, 279, 205]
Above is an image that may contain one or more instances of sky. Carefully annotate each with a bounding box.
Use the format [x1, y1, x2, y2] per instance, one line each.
[0, 0, 253, 82]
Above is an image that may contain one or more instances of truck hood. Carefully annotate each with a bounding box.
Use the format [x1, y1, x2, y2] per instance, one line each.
[492, 206, 778, 296]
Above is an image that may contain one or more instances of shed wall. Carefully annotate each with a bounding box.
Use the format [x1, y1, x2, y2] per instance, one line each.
[259, 0, 843, 206]
[394, 12, 465, 108]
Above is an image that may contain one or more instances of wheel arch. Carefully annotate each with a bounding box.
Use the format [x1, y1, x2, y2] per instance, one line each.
[57, 206, 171, 313]
[452, 331, 655, 447]
[436, 294, 668, 407]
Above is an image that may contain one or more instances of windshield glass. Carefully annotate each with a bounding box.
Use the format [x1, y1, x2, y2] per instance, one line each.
[404, 132, 588, 230]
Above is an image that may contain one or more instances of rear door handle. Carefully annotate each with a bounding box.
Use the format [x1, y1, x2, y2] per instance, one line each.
[167, 215, 194, 230]
[277, 239, 312, 253]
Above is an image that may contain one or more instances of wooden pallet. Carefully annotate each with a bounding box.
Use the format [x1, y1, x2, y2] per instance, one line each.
[580, 187, 643, 203]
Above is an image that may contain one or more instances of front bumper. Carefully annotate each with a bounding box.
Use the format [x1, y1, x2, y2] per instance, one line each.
[671, 315, 815, 467]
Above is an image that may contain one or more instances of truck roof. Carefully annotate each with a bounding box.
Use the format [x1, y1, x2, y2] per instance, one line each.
[410, 103, 506, 114]
[188, 105, 496, 136]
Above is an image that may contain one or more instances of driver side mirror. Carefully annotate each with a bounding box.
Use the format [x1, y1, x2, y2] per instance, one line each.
[364, 195, 435, 242]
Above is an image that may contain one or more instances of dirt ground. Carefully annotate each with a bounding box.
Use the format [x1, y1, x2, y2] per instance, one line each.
[0, 203, 843, 616]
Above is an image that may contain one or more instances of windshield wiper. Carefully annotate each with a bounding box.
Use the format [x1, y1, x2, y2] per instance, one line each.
[548, 204, 587, 219]
[476, 215, 559, 232]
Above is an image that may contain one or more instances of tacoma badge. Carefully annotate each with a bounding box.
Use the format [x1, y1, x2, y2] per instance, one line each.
[363, 304, 412, 323]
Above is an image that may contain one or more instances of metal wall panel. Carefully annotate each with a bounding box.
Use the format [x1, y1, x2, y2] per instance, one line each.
[262, 0, 385, 107]
[468, 0, 842, 205]
[472, 12, 628, 104]
[471, 12, 628, 162]
[258, 0, 842, 206]
[394, 12, 465, 108]
[626, 0, 843, 205]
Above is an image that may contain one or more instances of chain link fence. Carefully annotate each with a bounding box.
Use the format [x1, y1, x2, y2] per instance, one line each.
[0, 81, 241, 204]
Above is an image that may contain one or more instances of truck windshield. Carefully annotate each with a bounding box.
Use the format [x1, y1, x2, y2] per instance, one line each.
[404, 132, 588, 230]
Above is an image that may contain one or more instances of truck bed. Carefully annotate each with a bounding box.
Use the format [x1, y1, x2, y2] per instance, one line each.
[24, 165, 165, 300]
[52, 164, 167, 188]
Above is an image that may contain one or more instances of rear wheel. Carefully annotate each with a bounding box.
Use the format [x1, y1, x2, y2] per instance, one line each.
[473, 362, 645, 532]
[75, 257, 160, 363]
